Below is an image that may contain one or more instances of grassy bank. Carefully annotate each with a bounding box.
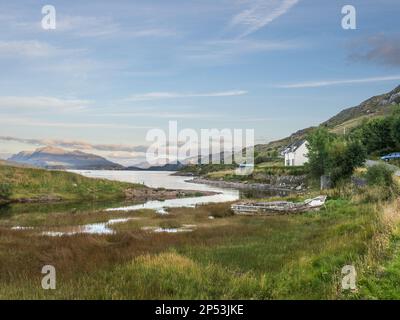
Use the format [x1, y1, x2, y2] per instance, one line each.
[1, 160, 399, 299]
[0, 194, 395, 299]
[0, 164, 143, 202]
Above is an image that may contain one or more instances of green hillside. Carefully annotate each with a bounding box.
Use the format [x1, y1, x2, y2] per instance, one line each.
[0, 164, 143, 203]
[256, 85, 400, 155]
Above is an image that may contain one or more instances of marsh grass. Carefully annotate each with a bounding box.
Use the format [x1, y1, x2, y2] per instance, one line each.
[0, 198, 389, 299]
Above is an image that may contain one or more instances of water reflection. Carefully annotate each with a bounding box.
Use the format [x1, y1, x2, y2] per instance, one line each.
[2, 170, 291, 236]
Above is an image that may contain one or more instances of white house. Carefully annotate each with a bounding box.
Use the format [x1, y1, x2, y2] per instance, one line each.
[282, 140, 309, 166]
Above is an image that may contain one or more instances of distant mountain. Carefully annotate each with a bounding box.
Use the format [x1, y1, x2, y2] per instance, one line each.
[126, 161, 185, 171]
[8, 146, 123, 170]
[0, 159, 36, 168]
[255, 85, 400, 155]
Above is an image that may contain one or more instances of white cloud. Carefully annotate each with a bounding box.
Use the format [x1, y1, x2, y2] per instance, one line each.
[126, 28, 178, 38]
[56, 16, 120, 37]
[0, 96, 91, 109]
[100, 111, 222, 119]
[125, 90, 248, 101]
[0, 116, 151, 129]
[56, 15, 177, 38]
[275, 75, 400, 88]
[0, 136, 148, 153]
[0, 40, 64, 57]
[230, 0, 299, 38]
[183, 38, 297, 63]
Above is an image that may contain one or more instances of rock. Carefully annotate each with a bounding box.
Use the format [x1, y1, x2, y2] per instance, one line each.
[320, 175, 332, 190]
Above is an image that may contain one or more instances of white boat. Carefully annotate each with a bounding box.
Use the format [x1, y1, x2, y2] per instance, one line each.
[231, 195, 327, 215]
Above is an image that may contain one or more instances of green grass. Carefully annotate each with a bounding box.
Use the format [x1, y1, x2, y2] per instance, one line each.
[206, 165, 307, 183]
[179, 163, 238, 176]
[356, 236, 400, 299]
[0, 197, 389, 299]
[0, 164, 143, 202]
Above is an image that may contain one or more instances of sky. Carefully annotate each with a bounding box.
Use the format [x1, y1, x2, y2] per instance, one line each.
[0, 0, 399, 165]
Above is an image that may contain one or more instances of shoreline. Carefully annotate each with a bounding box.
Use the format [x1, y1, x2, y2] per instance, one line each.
[190, 177, 296, 192]
[6, 188, 218, 205]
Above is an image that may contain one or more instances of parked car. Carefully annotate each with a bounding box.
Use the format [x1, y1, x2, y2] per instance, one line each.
[381, 152, 400, 161]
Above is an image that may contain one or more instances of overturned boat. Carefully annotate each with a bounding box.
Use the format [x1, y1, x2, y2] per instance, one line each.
[231, 195, 327, 215]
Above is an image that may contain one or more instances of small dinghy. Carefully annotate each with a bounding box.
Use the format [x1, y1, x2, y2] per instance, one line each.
[231, 195, 327, 215]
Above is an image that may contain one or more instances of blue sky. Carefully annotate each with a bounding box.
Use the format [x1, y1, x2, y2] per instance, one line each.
[0, 0, 399, 165]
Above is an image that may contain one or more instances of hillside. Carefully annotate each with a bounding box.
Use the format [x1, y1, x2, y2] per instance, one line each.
[8, 146, 123, 170]
[126, 161, 185, 171]
[322, 85, 400, 128]
[256, 85, 400, 154]
[0, 163, 143, 202]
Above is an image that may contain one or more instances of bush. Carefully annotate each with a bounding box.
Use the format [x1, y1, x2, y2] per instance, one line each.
[362, 165, 399, 201]
[306, 128, 366, 186]
[254, 155, 277, 164]
[365, 164, 395, 188]
[349, 105, 400, 155]
[205, 203, 234, 218]
[0, 183, 12, 201]
[328, 139, 366, 185]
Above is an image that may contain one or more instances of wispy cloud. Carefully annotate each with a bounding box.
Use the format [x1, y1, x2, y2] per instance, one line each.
[182, 38, 298, 63]
[0, 136, 148, 153]
[230, 0, 299, 38]
[275, 75, 400, 89]
[56, 16, 119, 37]
[0, 40, 79, 57]
[0, 96, 91, 109]
[98, 111, 222, 119]
[125, 90, 248, 101]
[0, 116, 151, 129]
[126, 28, 178, 38]
[55, 15, 177, 38]
[4, 12, 177, 39]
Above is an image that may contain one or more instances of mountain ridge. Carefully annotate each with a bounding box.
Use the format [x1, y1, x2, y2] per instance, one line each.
[8, 147, 123, 170]
[255, 84, 400, 155]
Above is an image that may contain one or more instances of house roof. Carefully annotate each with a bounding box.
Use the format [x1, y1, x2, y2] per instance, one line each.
[282, 139, 307, 154]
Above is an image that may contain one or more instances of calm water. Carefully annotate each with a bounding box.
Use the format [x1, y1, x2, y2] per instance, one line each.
[70, 170, 240, 212]
[3, 170, 287, 236]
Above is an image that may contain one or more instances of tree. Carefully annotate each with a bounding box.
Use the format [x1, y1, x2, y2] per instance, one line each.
[306, 127, 335, 178]
[328, 139, 366, 185]
[358, 117, 395, 154]
[391, 115, 400, 147]
[306, 128, 366, 186]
